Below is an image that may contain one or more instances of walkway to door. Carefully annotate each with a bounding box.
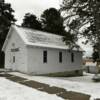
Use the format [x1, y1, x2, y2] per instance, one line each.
[0, 72, 91, 100]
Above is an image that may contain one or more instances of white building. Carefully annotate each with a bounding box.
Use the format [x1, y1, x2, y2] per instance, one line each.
[84, 58, 98, 73]
[2, 25, 83, 76]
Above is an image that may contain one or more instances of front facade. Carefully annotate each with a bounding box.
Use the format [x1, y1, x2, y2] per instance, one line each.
[2, 25, 83, 76]
[4, 26, 28, 73]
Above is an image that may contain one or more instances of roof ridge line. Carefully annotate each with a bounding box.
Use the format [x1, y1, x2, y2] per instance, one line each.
[12, 24, 63, 37]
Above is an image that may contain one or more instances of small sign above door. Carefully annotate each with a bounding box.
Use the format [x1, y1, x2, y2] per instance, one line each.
[11, 48, 19, 52]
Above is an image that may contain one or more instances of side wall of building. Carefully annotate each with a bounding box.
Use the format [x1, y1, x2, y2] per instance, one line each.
[5, 30, 28, 73]
[27, 46, 83, 75]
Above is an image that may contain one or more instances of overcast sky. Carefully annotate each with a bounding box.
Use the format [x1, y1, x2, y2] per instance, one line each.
[5, 0, 93, 57]
[5, 0, 61, 25]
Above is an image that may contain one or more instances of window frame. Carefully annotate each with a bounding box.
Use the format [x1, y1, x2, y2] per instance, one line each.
[43, 50, 47, 63]
[59, 51, 62, 63]
[13, 56, 15, 63]
[71, 52, 74, 63]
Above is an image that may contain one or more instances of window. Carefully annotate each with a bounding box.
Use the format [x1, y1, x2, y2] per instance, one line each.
[43, 51, 47, 63]
[59, 52, 62, 63]
[13, 56, 15, 63]
[71, 53, 74, 63]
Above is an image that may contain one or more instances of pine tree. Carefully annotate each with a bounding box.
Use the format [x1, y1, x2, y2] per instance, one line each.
[22, 13, 42, 30]
[0, 0, 16, 67]
[41, 8, 65, 36]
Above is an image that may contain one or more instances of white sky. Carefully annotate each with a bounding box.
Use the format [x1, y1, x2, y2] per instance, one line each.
[5, 0, 62, 25]
[5, 0, 92, 57]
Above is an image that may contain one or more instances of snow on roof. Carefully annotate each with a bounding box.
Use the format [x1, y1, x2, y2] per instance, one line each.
[2, 25, 83, 51]
[14, 25, 69, 49]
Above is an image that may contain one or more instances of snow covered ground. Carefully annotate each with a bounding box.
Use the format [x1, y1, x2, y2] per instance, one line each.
[9, 72, 100, 100]
[0, 77, 63, 100]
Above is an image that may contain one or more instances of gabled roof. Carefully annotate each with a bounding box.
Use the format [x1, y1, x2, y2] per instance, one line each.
[2, 25, 83, 51]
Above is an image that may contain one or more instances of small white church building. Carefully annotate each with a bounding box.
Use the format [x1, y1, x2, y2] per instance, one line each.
[2, 25, 83, 76]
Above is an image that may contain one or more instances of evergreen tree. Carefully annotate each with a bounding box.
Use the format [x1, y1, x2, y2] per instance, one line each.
[41, 8, 65, 36]
[22, 13, 42, 30]
[0, 0, 16, 67]
[41, 7, 76, 45]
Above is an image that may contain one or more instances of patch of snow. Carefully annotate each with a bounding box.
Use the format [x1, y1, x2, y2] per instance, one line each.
[9, 72, 100, 100]
[0, 77, 63, 100]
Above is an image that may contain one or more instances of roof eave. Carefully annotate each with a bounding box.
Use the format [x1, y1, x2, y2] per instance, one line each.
[2, 25, 14, 52]
[26, 42, 83, 51]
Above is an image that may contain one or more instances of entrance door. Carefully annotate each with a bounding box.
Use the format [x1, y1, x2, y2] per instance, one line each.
[12, 55, 16, 70]
[11, 52, 17, 71]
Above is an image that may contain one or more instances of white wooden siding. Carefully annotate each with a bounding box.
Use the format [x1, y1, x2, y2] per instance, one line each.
[27, 46, 82, 74]
[5, 30, 28, 73]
